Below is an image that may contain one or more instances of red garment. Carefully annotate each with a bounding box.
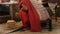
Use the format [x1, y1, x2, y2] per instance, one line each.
[18, 0, 42, 32]
[19, 10, 30, 30]
[42, 0, 48, 2]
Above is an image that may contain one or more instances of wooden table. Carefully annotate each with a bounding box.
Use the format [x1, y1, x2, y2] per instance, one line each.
[0, 1, 18, 19]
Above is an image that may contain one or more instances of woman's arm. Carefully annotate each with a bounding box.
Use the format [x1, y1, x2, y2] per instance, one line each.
[15, 4, 28, 18]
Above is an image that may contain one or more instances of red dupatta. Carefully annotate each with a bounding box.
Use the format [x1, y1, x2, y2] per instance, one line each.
[18, 0, 42, 32]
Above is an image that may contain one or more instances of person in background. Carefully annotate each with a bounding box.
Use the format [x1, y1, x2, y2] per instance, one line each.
[55, 0, 60, 22]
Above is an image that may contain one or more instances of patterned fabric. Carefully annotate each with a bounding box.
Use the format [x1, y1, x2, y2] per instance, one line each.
[30, 0, 50, 20]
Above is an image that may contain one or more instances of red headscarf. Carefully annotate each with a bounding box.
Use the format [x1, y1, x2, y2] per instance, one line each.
[18, 0, 42, 32]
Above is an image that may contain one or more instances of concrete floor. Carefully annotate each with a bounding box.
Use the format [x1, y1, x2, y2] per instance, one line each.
[0, 19, 60, 34]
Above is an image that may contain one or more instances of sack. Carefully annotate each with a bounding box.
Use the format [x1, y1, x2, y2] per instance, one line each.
[6, 20, 16, 29]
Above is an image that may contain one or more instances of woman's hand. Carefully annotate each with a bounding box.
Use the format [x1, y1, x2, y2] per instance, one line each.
[15, 12, 20, 18]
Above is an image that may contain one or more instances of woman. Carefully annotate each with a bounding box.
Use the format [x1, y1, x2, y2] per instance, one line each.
[18, 0, 52, 32]
[7, 0, 52, 33]
[19, 0, 42, 32]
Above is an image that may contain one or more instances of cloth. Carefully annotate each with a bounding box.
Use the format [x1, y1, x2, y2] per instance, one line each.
[42, 2, 53, 16]
[30, 0, 50, 20]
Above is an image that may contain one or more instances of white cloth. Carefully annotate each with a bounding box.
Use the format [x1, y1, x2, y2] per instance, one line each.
[30, 0, 50, 20]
